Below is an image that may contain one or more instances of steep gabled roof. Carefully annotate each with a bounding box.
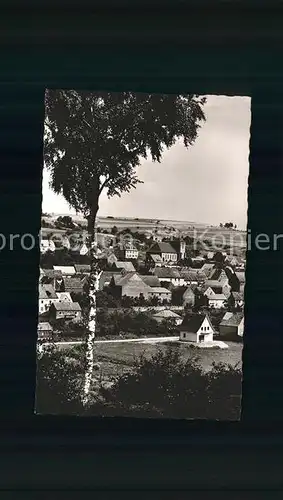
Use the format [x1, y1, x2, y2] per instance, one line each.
[99, 271, 121, 290]
[39, 284, 57, 299]
[148, 242, 177, 254]
[209, 268, 225, 280]
[179, 313, 213, 333]
[220, 312, 244, 327]
[149, 254, 163, 263]
[114, 261, 136, 272]
[141, 275, 161, 287]
[183, 286, 195, 297]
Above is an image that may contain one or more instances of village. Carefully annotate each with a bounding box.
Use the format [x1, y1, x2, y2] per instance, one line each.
[38, 214, 246, 353]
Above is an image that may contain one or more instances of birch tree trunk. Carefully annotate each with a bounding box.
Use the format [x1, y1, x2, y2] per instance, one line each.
[81, 204, 102, 406]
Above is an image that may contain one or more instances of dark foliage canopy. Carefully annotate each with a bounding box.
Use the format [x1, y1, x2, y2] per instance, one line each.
[44, 90, 206, 217]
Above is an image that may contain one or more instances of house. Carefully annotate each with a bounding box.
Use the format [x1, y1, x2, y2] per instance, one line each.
[201, 263, 215, 277]
[152, 309, 182, 325]
[225, 255, 239, 267]
[154, 267, 184, 287]
[38, 284, 58, 314]
[40, 238, 56, 253]
[74, 264, 91, 274]
[146, 242, 178, 264]
[166, 239, 186, 261]
[70, 242, 89, 256]
[56, 292, 73, 303]
[208, 294, 227, 309]
[53, 265, 76, 277]
[146, 253, 163, 270]
[40, 269, 64, 292]
[208, 268, 229, 284]
[181, 269, 207, 285]
[107, 253, 118, 266]
[178, 313, 214, 343]
[203, 286, 220, 298]
[50, 301, 82, 321]
[117, 243, 139, 260]
[203, 280, 224, 293]
[141, 275, 161, 288]
[98, 270, 121, 291]
[109, 272, 151, 299]
[227, 291, 244, 309]
[63, 276, 87, 294]
[182, 286, 195, 307]
[112, 261, 136, 272]
[37, 322, 53, 341]
[148, 287, 172, 302]
[219, 312, 244, 340]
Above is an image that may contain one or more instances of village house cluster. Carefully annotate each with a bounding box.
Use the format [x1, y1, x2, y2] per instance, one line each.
[38, 222, 246, 344]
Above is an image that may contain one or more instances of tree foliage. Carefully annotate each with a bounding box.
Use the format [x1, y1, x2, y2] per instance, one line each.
[36, 345, 241, 419]
[44, 90, 206, 219]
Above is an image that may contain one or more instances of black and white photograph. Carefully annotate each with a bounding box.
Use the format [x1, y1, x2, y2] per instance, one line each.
[35, 90, 250, 419]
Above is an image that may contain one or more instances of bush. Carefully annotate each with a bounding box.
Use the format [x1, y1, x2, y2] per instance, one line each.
[92, 347, 242, 419]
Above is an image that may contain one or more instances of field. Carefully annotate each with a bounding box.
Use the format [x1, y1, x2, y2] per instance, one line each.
[42, 213, 247, 251]
[91, 340, 243, 381]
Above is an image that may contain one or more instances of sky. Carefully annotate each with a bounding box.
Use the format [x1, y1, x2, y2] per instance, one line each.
[41, 94, 251, 230]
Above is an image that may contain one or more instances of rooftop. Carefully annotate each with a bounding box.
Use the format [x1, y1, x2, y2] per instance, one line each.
[220, 312, 244, 327]
[179, 313, 212, 333]
[148, 242, 177, 254]
[52, 302, 81, 311]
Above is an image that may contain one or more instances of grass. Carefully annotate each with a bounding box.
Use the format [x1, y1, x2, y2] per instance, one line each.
[92, 340, 243, 380]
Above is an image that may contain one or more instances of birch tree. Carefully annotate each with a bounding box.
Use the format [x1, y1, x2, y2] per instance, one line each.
[44, 90, 206, 405]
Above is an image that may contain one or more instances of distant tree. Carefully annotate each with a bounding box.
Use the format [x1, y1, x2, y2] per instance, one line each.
[214, 251, 225, 264]
[193, 290, 209, 311]
[111, 225, 118, 235]
[44, 90, 206, 405]
[219, 223, 223, 228]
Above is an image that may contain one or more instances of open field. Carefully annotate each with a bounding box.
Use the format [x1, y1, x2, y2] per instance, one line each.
[42, 213, 247, 250]
[89, 340, 243, 380]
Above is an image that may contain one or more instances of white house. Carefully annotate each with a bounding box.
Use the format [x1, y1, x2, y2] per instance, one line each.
[208, 294, 226, 309]
[146, 242, 178, 264]
[178, 313, 214, 343]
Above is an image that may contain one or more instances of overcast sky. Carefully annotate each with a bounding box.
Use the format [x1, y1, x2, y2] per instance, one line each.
[41, 94, 251, 230]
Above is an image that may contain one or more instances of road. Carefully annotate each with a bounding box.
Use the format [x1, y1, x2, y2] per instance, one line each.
[41, 336, 179, 348]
